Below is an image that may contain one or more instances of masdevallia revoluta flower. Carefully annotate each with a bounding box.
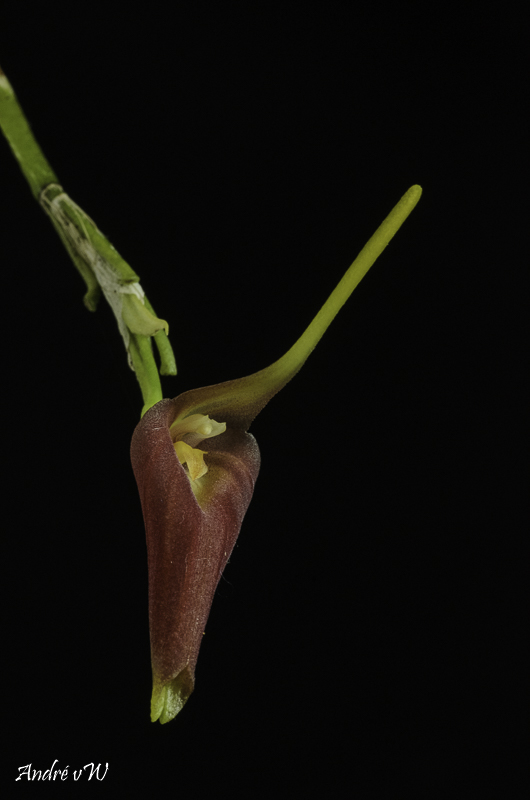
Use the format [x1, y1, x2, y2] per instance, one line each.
[130, 185, 422, 723]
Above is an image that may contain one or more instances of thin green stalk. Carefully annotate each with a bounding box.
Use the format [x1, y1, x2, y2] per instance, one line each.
[0, 66, 176, 415]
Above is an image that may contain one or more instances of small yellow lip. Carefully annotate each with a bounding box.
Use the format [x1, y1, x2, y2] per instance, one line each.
[174, 440, 209, 481]
[172, 413, 228, 483]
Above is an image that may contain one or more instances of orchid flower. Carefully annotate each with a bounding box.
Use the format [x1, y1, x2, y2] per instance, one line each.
[130, 185, 422, 723]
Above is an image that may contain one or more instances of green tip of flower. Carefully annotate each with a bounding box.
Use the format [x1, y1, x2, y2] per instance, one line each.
[151, 669, 194, 724]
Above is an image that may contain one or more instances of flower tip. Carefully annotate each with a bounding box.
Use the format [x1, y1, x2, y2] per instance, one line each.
[151, 669, 194, 724]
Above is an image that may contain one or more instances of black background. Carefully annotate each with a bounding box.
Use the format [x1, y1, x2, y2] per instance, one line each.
[1, 4, 526, 796]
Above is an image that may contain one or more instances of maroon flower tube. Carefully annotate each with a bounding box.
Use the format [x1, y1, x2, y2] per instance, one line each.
[131, 393, 260, 723]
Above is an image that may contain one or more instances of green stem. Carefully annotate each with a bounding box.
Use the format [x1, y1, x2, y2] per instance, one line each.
[128, 333, 165, 418]
[0, 66, 176, 414]
[0, 68, 58, 197]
